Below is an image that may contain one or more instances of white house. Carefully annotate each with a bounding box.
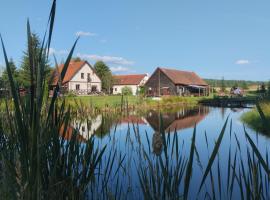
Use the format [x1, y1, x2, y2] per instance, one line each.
[52, 60, 101, 94]
[112, 74, 149, 95]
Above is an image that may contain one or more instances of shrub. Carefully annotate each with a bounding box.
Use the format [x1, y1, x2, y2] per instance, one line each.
[121, 86, 133, 96]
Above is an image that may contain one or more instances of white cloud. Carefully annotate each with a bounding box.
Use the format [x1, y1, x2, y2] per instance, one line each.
[49, 48, 68, 56]
[77, 53, 134, 65]
[235, 59, 250, 65]
[75, 31, 97, 37]
[110, 66, 130, 72]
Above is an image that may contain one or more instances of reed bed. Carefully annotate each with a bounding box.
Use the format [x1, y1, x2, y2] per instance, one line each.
[1, 0, 270, 199]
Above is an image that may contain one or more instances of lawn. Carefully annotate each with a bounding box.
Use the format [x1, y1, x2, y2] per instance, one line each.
[65, 95, 142, 109]
[63, 95, 212, 111]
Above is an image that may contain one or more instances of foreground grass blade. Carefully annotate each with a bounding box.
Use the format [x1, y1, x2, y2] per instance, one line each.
[244, 128, 270, 176]
[184, 125, 196, 200]
[256, 103, 270, 134]
[198, 116, 229, 193]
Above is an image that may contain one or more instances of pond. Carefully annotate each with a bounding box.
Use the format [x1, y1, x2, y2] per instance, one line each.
[71, 106, 270, 199]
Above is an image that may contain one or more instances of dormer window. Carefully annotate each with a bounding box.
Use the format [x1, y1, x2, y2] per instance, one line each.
[81, 73, 84, 79]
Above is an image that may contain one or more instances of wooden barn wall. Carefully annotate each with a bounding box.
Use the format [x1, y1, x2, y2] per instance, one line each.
[145, 69, 177, 96]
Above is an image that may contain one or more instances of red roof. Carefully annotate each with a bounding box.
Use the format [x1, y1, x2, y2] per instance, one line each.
[113, 74, 147, 85]
[159, 68, 208, 86]
[52, 60, 89, 85]
[120, 115, 147, 124]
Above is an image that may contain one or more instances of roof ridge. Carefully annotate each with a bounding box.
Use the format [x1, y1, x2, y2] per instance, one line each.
[159, 67, 194, 73]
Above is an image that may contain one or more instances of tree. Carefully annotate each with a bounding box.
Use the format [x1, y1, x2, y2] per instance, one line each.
[18, 33, 51, 88]
[73, 57, 82, 62]
[261, 83, 266, 93]
[2, 59, 19, 88]
[94, 61, 113, 93]
[121, 86, 133, 96]
[221, 76, 226, 92]
[241, 81, 248, 90]
[267, 81, 270, 95]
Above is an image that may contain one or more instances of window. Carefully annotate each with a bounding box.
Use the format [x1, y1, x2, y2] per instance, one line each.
[81, 73, 84, 79]
[82, 126, 85, 132]
[87, 73, 91, 82]
[76, 84, 80, 91]
[115, 88, 117, 92]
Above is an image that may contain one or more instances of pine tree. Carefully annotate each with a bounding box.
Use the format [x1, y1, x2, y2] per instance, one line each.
[2, 58, 19, 88]
[18, 33, 51, 88]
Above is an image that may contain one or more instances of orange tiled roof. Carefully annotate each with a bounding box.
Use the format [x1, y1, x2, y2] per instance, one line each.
[52, 60, 87, 85]
[159, 68, 208, 86]
[113, 74, 147, 85]
[59, 125, 87, 143]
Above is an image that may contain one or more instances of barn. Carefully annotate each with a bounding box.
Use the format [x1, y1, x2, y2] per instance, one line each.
[145, 67, 209, 96]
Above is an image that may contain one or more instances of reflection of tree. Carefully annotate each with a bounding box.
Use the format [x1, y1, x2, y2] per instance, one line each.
[94, 113, 121, 138]
[221, 107, 226, 120]
[152, 132, 163, 156]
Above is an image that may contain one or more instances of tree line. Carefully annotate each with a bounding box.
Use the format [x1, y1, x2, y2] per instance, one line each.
[205, 78, 267, 89]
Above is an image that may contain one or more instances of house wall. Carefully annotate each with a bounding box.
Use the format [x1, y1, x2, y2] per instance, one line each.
[68, 63, 101, 92]
[145, 69, 177, 96]
[112, 85, 139, 95]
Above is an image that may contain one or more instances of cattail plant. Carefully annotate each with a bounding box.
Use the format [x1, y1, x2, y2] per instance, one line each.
[0, 0, 106, 199]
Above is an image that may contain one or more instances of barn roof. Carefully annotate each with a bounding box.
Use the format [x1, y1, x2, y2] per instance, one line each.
[158, 67, 208, 86]
[113, 74, 147, 85]
[52, 60, 91, 85]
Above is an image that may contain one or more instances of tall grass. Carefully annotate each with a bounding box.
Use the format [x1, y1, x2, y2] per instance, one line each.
[0, 1, 107, 199]
[1, 0, 270, 199]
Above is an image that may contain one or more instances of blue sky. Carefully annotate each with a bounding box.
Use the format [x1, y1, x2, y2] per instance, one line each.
[0, 0, 270, 81]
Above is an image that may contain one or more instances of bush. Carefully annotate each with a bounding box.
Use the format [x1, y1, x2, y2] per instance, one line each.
[121, 86, 133, 96]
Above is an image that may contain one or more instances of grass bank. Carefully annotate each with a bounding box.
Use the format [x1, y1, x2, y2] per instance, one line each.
[241, 101, 270, 133]
[64, 95, 211, 112]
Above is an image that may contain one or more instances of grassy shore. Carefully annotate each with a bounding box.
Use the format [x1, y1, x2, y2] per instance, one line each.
[64, 95, 211, 111]
[241, 101, 270, 133]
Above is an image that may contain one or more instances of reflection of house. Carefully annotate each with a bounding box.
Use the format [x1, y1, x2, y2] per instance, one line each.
[59, 126, 87, 143]
[73, 115, 102, 140]
[120, 115, 147, 124]
[51, 60, 102, 94]
[146, 107, 209, 133]
[112, 74, 149, 95]
[59, 115, 103, 142]
[145, 67, 209, 96]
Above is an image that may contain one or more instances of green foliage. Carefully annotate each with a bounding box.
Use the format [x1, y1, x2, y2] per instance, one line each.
[1, 58, 19, 88]
[241, 102, 270, 134]
[261, 83, 266, 93]
[267, 81, 270, 95]
[0, 1, 106, 198]
[94, 61, 113, 93]
[205, 78, 262, 89]
[18, 33, 52, 88]
[73, 57, 82, 62]
[121, 86, 133, 96]
[221, 76, 226, 92]
[137, 86, 145, 96]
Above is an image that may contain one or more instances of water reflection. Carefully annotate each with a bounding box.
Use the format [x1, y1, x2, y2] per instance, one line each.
[146, 106, 210, 133]
[146, 106, 210, 155]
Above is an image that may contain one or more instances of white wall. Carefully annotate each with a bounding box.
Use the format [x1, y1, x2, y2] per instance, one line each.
[112, 75, 149, 96]
[73, 115, 102, 140]
[68, 63, 101, 92]
[112, 85, 139, 95]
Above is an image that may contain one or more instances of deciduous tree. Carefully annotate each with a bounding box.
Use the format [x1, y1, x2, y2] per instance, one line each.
[94, 61, 113, 93]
